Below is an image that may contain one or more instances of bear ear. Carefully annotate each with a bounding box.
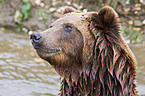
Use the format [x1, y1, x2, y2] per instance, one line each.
[62, 7, 76, 15]
[62, 6, 81, 15]
[92, 6, 118, 28]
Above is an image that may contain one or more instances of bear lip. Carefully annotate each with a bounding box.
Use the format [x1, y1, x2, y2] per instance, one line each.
[34, 46, 61, 54]
[44, 48, 61, 54]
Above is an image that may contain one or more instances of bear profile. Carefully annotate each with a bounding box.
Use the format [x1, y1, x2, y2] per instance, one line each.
[31, 6, 138, 96]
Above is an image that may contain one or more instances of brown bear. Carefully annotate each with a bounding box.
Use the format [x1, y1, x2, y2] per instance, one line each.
[30, 6, 138, 96]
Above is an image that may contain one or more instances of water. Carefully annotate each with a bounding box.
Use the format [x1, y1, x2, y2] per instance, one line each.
[130, 44, 145, 96]
[0, 29, 145, 96]
[0, 29, 60, 96]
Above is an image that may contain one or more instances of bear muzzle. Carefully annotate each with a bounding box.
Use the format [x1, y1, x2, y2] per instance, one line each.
[30, 32, 61, 54]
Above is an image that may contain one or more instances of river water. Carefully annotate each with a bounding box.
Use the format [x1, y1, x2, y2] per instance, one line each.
[0, 29, 145, 96]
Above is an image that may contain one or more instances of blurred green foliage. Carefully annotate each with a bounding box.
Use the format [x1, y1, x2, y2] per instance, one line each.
[14, 10, 23, 24]
[121, 26, 143, 43]
[21, 0, 32, 20]
[38, 10, 48, 23]
[38, 10, 52, 23]
[110, 0, 118, 9]
[0, 0, 3, 3]
[129, 0, 140, 4]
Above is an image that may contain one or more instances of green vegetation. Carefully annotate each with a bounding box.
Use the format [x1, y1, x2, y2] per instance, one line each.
[14, 10, 23, 24]
[0, 0, 4, 3]
[38, 10, 48, 23]
[21, 0, 32, 20]
[38, 10, 52, 23]
[129, 0, 140, 4]
[134, 0, 140, 3]
[14, 0, 31, 24]
[110, 0, 117, 9]
[121, 26, 143, 43]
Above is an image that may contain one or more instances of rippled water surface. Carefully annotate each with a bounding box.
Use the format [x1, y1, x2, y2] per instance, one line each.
[0, 29, 60, 96]
[0, 29, 145, 96]
[130, 44, 145, 96]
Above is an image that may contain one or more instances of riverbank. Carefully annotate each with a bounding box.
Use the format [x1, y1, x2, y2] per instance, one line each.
[0, 0, 145, 32]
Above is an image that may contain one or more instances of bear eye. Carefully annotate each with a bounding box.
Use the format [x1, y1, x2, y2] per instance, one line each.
[63, 25, 72, 32]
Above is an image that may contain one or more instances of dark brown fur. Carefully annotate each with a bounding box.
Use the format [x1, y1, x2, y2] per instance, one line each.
[31, 6, 138, 96]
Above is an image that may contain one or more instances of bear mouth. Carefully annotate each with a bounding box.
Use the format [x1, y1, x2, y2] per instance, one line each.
[37, 47, 60, 54]
[44, 48, 61, 54]
[33, 45, 61, 54]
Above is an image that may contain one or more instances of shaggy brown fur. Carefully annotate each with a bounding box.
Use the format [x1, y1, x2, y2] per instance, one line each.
[31, 6, 138, 96]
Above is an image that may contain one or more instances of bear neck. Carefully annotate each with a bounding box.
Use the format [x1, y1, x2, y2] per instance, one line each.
[59, 30, 138, 96]
[51, 53, 83, 83]
[59, 48, 137, 96]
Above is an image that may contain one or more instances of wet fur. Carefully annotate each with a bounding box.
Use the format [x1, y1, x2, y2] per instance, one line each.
[32, 6, 138, 96]
[59, 6, 138, 96]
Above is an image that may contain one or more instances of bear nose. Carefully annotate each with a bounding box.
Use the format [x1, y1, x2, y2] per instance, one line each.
[30, 33, 42, 44]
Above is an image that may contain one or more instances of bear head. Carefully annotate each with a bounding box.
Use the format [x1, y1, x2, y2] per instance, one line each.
[30, 6, 137, 95]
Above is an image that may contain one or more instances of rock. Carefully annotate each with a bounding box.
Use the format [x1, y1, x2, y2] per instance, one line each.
[125, 0, 130, 4]
[142, 20, 145, 25]
[135, 4, 141, 7]
[133, 27, 141, 32]
[35, 0, 41, 5]
[125, 39, 130, 44]
[134, 7, 141, 11]
[57, 6, 66, 13]
[22, 6, 53, 30]
[134, 20, 142, 26]
[53, 12, 61, 18]
[14, 10, 23, 24]
[52, 0, 61, 6]
[49, 8, 56, 12]
[28, 30, 33, 35]
[83, 9, 87, 13]
[73, 3, 79, 8]
[0, 0, 55, 30]
[140, 0, 145, 5]
[78, 5, 83, 10]
[40, 3, 45, 7]
[22, 27, 28, 33]
[0, 0, 22, 29]
[44, 5, 49, 9]
[0, 0, 145, 32]
[134, 11, 139, 15]
[128, 20, 133, 25]
[65, 1, 71, 5]
[124, 8, 130, 12]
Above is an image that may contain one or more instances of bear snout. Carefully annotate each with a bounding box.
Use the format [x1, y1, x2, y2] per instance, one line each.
[30, 33, 42, 46]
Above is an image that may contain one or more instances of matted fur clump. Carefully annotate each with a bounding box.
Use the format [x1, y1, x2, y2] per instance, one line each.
[31, 6, 138, 96]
